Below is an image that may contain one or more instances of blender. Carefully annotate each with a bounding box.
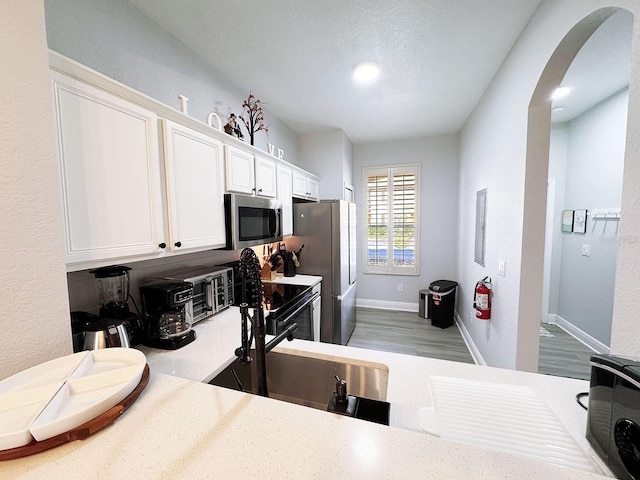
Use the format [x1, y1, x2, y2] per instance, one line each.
[89, 265, 144, 345]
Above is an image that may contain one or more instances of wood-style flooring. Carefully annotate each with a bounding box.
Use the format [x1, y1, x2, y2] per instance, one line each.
[538, 323, 593, 380]
[349, 308, 595, 380]
[348, 307, 475, 364]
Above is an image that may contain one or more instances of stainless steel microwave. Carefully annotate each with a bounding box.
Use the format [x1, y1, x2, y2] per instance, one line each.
[224, 193, 282, 249]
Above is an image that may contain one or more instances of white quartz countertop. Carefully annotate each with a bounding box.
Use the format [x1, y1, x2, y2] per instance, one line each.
[0, 299, 612, 479]
[262, 273, 322, 287]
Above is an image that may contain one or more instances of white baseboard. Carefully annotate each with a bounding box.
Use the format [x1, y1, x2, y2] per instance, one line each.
[544, 314, 558, 324]
[454, 311, 485, 366]
[551, 314, 610, 354]
[356, 298, 418, 312]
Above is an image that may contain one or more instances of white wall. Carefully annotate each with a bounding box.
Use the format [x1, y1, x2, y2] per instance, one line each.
[553, 89, 628, 346]
[44, 0, 298, 159]
[546, 126, 569, 317]
[0, 1, 72, 378]
[297, 129, 353, 200]
[457, 0, 640, 370]
[353, 135, 459, 309]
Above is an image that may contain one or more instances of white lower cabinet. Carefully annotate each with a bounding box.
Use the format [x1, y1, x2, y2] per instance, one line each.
[161, 120, 226, 251]
[51, 70, 166, 266]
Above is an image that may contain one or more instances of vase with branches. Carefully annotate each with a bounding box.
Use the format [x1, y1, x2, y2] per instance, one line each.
[239, 93, 269, 146]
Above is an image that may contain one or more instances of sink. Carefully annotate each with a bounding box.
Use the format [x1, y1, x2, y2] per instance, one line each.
[209, 350, 389, 412]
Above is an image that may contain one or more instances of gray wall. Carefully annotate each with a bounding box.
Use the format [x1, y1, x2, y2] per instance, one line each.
[44, 0, 298, 158]
[297, 129, 353, 200]
[353, 135, 459, 307]
[546, 126, 569, 317]
[455, 2, 640, 370]
[551, 88, 628, 346]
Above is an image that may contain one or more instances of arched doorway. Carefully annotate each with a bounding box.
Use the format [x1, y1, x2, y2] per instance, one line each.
[518, 7, 633, 372]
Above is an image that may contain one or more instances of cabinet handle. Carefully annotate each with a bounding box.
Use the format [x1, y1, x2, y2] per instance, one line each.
[158, 243, 167, 249]
[258, 188, 263, 193]
[175, 241, 182, 248]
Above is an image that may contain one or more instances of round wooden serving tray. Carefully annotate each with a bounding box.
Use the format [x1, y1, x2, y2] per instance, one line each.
[0, 364, 150, 461]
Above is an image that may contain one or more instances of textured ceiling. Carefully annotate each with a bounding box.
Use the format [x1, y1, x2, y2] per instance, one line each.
[126, 1, 630, 143]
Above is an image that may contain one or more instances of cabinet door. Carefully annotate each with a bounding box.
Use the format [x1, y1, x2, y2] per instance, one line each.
[162, 120, 226, 251]
[307, 177, 320, 200]
[292, 170, 308, 198]
[277, 163, 293, 236]
[255, 155, 277, 197]
[224, 145, 255, 194]
[51, 70, 165, 265]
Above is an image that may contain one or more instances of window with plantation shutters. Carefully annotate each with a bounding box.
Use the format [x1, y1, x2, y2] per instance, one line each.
[363, 164, 420, 275]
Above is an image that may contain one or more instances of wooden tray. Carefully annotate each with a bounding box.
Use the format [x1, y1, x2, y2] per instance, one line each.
[0, 364, 149, 461]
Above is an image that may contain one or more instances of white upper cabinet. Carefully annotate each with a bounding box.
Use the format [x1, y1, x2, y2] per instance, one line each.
[51, 70, 165, 266]
[161, 119, 226, 251]
[225, 145, 277, 197]
[255, 155, 277, 198]
[292, 169, 319, 200]
[224, 145, 255, 194]
[277, 163, 293, 236]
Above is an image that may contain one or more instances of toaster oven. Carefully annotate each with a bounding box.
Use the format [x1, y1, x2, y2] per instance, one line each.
[158, 266, 233, 324]
[587, 353, 640, 479]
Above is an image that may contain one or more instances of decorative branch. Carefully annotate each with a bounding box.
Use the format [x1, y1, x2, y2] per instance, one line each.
[239, 93, 270, 146]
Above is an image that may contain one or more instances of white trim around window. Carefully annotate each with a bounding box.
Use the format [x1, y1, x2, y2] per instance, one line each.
[362, 164, 420, 275]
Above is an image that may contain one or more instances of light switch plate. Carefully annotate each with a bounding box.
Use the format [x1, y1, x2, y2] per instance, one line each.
[581, 244, 590, 256]
[498, 259, 506, 277]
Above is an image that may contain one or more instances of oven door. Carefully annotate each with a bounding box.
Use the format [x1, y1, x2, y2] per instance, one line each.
[268, 292, 319, 341]
[190, 278, 214, 324]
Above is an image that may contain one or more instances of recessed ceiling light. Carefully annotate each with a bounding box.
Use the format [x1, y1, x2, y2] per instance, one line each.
[353, 62, 380, 83]
[552, 106, 565, 113]
[552, 86, 571, 101]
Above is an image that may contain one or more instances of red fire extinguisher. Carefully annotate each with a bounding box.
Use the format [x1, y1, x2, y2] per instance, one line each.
[474, 276, 492, 320]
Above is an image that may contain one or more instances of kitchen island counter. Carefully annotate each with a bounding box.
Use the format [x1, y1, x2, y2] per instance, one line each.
[0, 306, 610, 478]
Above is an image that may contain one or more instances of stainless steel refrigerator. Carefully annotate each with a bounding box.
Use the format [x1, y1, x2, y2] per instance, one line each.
[285, 200, 357, 345]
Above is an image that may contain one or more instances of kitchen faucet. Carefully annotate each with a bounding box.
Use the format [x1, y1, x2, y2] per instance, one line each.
[235, 248, 298, 397]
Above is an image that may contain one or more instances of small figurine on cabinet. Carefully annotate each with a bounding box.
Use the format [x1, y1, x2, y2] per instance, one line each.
[224, 113, 244, 140]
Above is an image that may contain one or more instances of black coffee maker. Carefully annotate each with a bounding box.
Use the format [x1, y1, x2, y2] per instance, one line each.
[89, 265, 144, 345]
[139, 280, 196, 350]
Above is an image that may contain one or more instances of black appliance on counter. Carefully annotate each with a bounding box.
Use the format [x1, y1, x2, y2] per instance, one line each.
[217, 260, 317, 341]
[139, 280, 196, 350]
[587, 353, 640, 479]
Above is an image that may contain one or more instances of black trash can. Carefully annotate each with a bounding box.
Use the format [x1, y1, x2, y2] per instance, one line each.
[427, 280, 458, 328]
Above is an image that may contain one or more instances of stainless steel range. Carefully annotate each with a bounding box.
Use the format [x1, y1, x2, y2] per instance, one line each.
[218, 261, 318, 341]
[262, 283, 317, 341]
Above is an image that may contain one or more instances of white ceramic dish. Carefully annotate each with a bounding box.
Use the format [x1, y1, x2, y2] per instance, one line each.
[30, 364, 144, 442]
[0, 348, 146, 450]
[0, 382, 64, 450]
[0, 352, 88, 394]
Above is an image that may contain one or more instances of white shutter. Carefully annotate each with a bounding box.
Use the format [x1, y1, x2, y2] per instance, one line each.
[363, 164, 420, 275]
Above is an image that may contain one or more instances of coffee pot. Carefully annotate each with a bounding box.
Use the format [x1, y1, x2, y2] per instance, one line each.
[139, 280, 196, 350]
